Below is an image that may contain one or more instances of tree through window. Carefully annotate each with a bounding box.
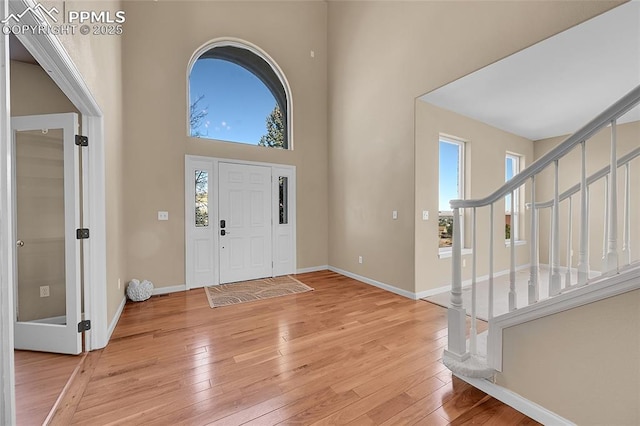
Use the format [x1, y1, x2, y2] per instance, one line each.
[189, 43, 290, 149]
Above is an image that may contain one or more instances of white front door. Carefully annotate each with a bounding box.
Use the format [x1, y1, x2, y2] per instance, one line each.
[12, 113, 83, 355]
[218, 162, 273, 284]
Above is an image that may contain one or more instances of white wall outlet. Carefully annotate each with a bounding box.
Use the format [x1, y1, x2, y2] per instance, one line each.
[118, 278, 121, 290]
[462, 259, 467, 268]
[39, 286, 50, 297]
[392, 210, 398, 220]
[422, 210, 429, 221]
[358, 256, 363, 264]
[310, 50, 315, 58]
[158, 211, 169, 221]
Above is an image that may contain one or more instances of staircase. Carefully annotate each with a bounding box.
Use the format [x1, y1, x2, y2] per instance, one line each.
[442, 85, 640, 420]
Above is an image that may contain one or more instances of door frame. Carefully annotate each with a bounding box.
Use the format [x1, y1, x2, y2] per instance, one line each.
[184, 155, 297, 289]
[1, 0, 108, 422]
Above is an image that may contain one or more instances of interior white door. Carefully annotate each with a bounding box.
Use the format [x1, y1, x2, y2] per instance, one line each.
[219, 162, 272, 284]
[12, 113, 83, 355]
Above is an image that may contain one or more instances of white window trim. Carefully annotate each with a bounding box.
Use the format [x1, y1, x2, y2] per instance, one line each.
[439, 136, 467, 253]
[438, 247, 473, 259]
[186, 37, 294, 149]
[505, 152, 522, 242]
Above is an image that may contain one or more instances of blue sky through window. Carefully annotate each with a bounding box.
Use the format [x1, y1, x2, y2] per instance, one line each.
[189, 59, 277, 143]
[439, 140, 462, 211]
[505, 156, 515, 211]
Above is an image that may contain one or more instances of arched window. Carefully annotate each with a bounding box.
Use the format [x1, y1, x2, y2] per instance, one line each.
[188, 40, 291, 149]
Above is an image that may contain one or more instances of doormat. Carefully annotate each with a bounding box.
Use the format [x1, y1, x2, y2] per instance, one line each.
[204, 275, 313, 308]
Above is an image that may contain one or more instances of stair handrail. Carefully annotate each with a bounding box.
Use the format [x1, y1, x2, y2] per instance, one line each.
[530, 147, 640, 209]
[444, 84, 640, 370]
[450, 85, 640, 210]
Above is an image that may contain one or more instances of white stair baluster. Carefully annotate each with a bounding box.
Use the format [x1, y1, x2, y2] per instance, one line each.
[528, 176, 538, 304]
[550, 160, 562, 296]
[602, 175, 609, 272]
[548, 207, 553, 289]
[606, 120, 619, 272]
[565, 196, 573, 288]
[509, 190, 517, 311]
[489, 203, 494, 319]
[623, 162, 631, 265]
[578, 141, 590, 285]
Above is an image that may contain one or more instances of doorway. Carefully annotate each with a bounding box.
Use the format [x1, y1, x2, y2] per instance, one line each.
[185, 156, 296, 288]
[12, 113, 84, 355]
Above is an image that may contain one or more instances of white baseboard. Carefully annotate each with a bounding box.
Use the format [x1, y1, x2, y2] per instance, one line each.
[415, 263, 531, 300]
[328, 266, 418, 300]
[455, 375, 575, 425]
[152, 284, 186, 296]
[107, 296, 126, 342]
[416, 285, 451, 299]
[296, 265, 329, 274]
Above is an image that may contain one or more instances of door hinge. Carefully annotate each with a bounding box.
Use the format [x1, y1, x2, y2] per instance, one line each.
[76, 228, 90, 239]
[78, 320, 91, 332]
[75, 135, 88, 146]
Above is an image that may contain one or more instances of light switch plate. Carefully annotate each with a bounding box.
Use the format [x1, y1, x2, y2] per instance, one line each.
[158, 211, 169, 221]
[422, 210, 429, 221]
[392, 210, 398, 220]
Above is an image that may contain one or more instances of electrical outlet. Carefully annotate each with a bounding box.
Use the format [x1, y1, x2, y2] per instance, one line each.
[462, 259, 467, 268]
[118, 278, 121, 290]
[392, 210, 398, 220]
[358, 256, 363, 264]
[422, 210, 429, 221]
[40, 286, 50, 297]
[158, 211, 169, 221]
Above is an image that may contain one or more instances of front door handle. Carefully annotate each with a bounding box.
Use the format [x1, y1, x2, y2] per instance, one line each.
[16, 240, 24, 247]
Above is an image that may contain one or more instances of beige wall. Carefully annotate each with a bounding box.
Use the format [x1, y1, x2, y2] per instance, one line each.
[10, 62, 78, 321]
[53, 0, 126, 324]
[498, 289, 640, 425]
[10, 61, 78, 116]
[327, 0, 621, 294]
[415, 101, 533, 293]
[534, 121, 640, 272]
[120, 1, 328, 288]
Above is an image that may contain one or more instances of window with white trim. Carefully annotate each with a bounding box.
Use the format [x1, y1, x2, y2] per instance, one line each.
[439, 137, 465, 251]
[505, 153, 522, 241]
[188, 42, 291, 149]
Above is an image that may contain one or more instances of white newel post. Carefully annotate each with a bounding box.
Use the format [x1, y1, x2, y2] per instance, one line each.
[470, 208, 477, 355]
[577, 141, 590, 285]
[606, 120, 619, 272]
[550, 160, 562, 295]
[445, 207, 469, 362]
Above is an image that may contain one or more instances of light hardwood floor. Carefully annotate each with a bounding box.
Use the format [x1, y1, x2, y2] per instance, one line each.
[42, 270, 539, 425]
[15, 350, 82, 425]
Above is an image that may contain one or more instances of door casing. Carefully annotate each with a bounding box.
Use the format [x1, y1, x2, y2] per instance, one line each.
[185, 155, 296, 289]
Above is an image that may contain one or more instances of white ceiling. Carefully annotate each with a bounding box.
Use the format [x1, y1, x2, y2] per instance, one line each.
[420, 1, 640, 141]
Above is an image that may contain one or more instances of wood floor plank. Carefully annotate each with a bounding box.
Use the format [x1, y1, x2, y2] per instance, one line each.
[27, 271, 541, 425]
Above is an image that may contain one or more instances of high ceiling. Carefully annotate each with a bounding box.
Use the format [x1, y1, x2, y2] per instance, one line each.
[420, 1, 640, 141]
